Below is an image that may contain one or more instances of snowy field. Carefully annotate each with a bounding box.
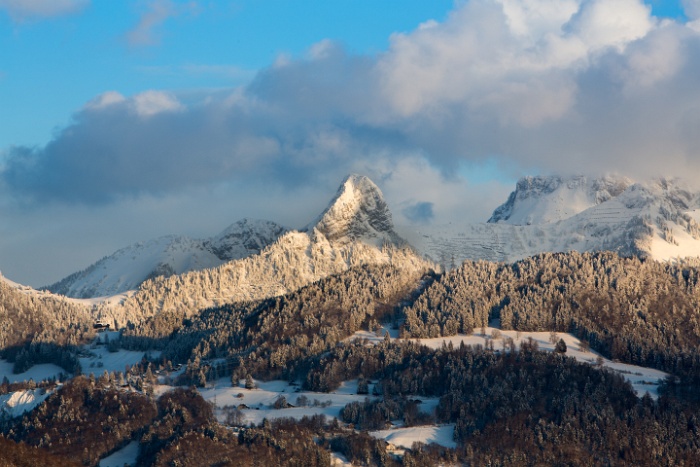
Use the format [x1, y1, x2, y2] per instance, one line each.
[200, 378, 376, 427]
[80, 334, 160, 377]
[198, 376, 460, 450]
[197, 377, 458, 450]
[98, 441, 140, 467]
[0, 387, 54, 418]
[0, 358, 65, 384]
[0, 335, 159, 385]
[370, 424, 457, 450]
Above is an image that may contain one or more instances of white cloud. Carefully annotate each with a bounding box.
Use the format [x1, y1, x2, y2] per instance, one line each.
[125, 0, 198, 47]
[85, 90, 183, 117]
[84, 91, 127, 110]
[132, 90, 184, 117]
[499, 0, 580, 39]
[374, 0, 659, 125]
[684, 0, 700, 31]
[307, 39, 336, 60]
[4, 0, 700, 211]
[617, 24, 686, 92]
[0, 0, 88, 20]
[564, 0, 654, 52]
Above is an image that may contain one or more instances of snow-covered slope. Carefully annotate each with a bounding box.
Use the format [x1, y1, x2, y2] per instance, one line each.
[44, 218, 287, 298]
[0, 388, 54, 419]
[488, 175, 633, 225]
[206, 218, 288, 261]
[402, 176, 700, 267]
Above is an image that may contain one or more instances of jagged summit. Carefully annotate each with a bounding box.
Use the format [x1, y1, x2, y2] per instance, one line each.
[488, 175, 633, 225]
[306, 174, 404, 246]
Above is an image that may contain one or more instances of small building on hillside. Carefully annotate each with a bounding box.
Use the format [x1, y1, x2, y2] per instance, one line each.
[93, 321, 110, 332]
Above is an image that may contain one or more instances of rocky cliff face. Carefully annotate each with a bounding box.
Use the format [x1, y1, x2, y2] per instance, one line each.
[306, 174, 405, 246]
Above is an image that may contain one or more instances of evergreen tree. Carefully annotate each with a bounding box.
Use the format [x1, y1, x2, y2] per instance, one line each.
[555, 338, 567, 354]
[245, 374, 255, 390]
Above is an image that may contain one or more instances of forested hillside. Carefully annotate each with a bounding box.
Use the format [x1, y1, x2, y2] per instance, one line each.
[404, 252, 700, 383]
[317, 340, 700, 465]
[0, 280, 92, 374]
[3, 377, 331, 466]
[95, 234, 430, 329]
[115, 251, 700, 395]
[4, 251, 700, 465]
[122, 263, 431, 383]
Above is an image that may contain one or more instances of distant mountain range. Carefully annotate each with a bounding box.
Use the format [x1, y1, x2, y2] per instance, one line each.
[33, 173, 700, 303]
[402, 175, 700, 267]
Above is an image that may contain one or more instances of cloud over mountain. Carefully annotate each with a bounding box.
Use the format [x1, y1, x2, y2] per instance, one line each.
[3, 0, 700, 205]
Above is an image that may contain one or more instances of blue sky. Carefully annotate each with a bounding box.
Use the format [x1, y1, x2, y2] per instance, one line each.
[1, 0, 700, 286]
[0, 0, 686, 149]
[1, 1, 456, 148]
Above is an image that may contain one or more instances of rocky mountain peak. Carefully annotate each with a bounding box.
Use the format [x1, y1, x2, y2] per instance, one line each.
[488, 174, 633, 225]
[307, 174, 403, 246]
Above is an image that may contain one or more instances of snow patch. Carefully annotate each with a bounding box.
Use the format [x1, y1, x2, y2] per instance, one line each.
[79, 343, 160, 377]
[0, 387, 53, 418]
[370, 424, 457, 450]
[99, 441, 140, 467]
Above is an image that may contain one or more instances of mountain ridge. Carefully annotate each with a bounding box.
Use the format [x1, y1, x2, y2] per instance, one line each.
[44, 218, 288, 298]
[93, 174, 431, 326]
[402, 174, 700, 268]
[35, 173, 700, 307]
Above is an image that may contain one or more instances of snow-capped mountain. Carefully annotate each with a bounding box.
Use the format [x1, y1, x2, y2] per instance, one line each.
[45, 219, 288, 298]
[305, 174, 405, 246]
[488, 175, 633, 225]
[42, 171, 700, 315]
[97, 174, 430, 325]
[401, 175, 700, 267]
